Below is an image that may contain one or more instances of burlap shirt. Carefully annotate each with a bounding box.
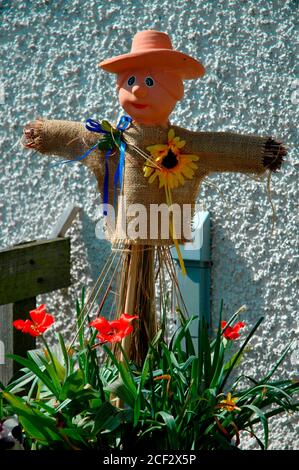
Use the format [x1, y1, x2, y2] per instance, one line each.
[27, 119, 276, 246]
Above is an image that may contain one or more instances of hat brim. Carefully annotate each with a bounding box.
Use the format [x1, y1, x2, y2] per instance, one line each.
[99, 49, 205, 79]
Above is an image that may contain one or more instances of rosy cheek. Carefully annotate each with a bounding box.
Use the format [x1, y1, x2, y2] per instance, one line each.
[118, 90, 126, 106]
[119, 88, 131, 102]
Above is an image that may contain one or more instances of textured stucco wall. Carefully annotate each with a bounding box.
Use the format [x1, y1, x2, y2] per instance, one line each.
[0, 0, 298, 449]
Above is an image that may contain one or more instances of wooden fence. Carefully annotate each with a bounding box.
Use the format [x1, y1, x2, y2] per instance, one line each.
[0, 204, 80, 385]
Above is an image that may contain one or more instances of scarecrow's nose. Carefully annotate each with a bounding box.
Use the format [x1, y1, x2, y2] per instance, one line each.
[132, 84, 148, 98]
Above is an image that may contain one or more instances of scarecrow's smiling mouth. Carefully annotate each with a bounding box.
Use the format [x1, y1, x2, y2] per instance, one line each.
[131, 103, 148, 109]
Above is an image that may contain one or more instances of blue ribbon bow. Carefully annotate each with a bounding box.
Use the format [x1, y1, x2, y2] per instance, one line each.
[85, 115, 132, 215]
[51, 115, 132, 217]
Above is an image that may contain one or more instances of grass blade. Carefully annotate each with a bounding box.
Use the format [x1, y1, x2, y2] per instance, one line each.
[156, 411, 179, 449]
[242, 404, 269, 449]
[6, 354, 60, 397]
[220, 317, 264, 392]
[262, 342, 294, 383]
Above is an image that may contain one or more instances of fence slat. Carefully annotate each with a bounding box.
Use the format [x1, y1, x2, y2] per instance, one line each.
[0, 238, 71, 305]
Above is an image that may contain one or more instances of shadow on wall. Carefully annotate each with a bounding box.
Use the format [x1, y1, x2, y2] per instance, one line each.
[210, 221, 268, 328]
[80, 210, 114, 317]
[81, 207, 271, 325]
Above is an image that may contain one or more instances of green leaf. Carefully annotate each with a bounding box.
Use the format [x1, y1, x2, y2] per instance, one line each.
[57, 332, 70, 378]
[31, 400, 57, 416]
[60, 427, 88, 448]
[148, 357, 156, 416]
[247, 428, 265, 450]
[3, 392, 62, 443]
[149, 328, 163, 349]
[249, 402, 299, 425]
[19, 416, 58, 444]
[179, 355, 197, 372]
[262, 342, 294, 383]
[176, 382, 197, 432]
[169, 352, 188, 385]
[27, 376, 40, 400]
[6, 354, 60, 397]
[28, 350, 63, 392]
[202, 320, 212, 387]
[81, 286, 86, 308]
[54, 398, 72, 412]
[242, 404, 269, 449]
[160, 343, 174, 376]
[223, 348, 245, 373]
[197, 318, 204, 392]
[220, 317, 264, 392]
[139, 425, 163, 438]
[59, 369, 84, 401]
[222, 302, 246, 332]
[106, 377, 135, 408]
[134, 352, 150, 427]
[97, 138, 114, 151]
[76, 298, 85, 352]
[4, 369, 36, 393]
[209, 299, 224, 350]
[101, 120, 114, 132]
[190, 358, 199, 399]
[210, 348, 224, 389]
[156, 411, 179, 450]
[92, 401, 122, 435]
[103, 345, 137, 402]
[210, 309, 224, 388]
[238, 383, 292, 406]
[176, 309, 196, 357]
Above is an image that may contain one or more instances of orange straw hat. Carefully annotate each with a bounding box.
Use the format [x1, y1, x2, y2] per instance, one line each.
[99, 30, 205, 79]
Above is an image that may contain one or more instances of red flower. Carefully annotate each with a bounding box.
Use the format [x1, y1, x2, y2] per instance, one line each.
[13, 304, 54, 337]
[221, 320, 245, 340]
[89, 313, 138, 344]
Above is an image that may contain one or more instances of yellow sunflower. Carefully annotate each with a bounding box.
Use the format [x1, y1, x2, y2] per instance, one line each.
[143, 129, 199, 189]
[143, 129, 199, 277]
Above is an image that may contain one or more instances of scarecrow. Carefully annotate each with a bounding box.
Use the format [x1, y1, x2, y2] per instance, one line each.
[22, 30, 286, 364]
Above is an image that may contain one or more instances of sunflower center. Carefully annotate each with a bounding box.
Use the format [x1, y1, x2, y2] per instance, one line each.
[161, 149, 179, 169]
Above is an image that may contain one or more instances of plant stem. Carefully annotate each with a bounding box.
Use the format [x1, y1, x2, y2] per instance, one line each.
[41, 336, 57, 373]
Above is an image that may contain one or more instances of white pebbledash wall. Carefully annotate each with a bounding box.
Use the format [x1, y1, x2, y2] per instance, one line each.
[0, 0, 297, 449]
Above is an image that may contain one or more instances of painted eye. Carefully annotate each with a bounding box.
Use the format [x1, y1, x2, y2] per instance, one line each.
[145, 76, 154, 87]
[127, 76, 136, 86]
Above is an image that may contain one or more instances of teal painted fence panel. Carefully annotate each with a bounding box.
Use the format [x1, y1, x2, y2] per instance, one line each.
[171, 211, 211, 352]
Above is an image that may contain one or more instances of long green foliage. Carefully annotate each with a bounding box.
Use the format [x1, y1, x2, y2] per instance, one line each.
[1, 291, 298, 450]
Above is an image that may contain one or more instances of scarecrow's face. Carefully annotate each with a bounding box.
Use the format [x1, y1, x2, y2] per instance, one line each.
[117, 68, 184, 126]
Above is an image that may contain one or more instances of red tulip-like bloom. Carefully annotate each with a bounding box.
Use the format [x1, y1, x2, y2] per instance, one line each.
[89, 313, 138, 344]
[13, 304, 54, 337]
[221, 320, 245, 340]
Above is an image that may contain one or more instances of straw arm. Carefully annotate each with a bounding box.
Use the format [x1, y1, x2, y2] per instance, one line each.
[21, 118, 104, 179]
[184, 130, 287, 175]
[263, 137, 287, 172]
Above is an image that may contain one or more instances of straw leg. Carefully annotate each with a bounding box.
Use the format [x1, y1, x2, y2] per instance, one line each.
[114, 244, 140, 409]
[132, 245, 157, 364]
[113, 244, 157, 408]
[121, 244, 140, 361]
